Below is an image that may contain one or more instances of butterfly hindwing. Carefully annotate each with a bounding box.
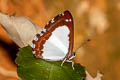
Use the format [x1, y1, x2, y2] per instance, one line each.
[32, 10, 74, 61]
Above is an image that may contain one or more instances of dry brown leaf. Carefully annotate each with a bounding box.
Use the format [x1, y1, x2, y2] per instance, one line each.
[85, 71, 103, 80]
[0, 66, 19, 79]
[0, 13, 42, 48]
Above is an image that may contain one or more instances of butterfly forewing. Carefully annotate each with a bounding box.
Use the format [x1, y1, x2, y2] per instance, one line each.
[32, 10, 74, 61]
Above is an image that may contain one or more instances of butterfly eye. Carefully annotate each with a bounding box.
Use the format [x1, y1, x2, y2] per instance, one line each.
[73, 52, 76, 56]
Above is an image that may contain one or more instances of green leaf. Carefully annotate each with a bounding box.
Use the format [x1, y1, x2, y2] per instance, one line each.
[16, 46, 86, 80]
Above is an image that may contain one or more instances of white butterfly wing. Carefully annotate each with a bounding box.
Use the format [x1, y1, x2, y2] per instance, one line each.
[42, 25, 70, 60]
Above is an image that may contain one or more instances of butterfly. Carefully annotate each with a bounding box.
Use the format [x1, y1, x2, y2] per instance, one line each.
[31, 10, 76, 69]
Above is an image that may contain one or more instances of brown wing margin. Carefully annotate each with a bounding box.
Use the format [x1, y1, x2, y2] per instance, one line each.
[32, 10, 74, 59]
[45, 10, 74, 59]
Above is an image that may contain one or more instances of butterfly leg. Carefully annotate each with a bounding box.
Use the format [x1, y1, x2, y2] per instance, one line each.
[66, 60, 74, 70]
[66, 52, 76, 70]
[61, 57, 67, 66]
[61, 58, 75, 70]
[61, 52, 76, 69]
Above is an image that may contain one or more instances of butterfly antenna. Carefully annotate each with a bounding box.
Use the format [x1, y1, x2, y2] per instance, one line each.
[75, 39, 91, 52]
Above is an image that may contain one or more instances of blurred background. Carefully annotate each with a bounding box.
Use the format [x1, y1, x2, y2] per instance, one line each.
[0, 0, 120, 80]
